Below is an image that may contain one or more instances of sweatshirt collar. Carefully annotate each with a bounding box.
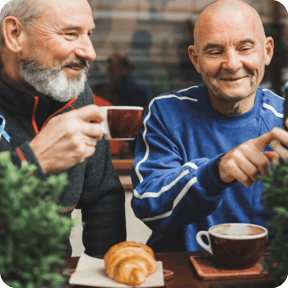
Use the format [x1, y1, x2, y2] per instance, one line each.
[199, 84, 263, 125]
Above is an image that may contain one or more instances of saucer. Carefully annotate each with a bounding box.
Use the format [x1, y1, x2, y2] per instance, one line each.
[190, 255, 271, 280]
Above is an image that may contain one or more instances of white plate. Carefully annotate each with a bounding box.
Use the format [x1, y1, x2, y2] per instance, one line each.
[69, 252, 165, 287]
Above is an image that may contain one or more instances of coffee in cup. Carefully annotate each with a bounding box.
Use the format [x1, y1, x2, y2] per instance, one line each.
[100, 106, 144, 140]
[196, 223, 268, 269]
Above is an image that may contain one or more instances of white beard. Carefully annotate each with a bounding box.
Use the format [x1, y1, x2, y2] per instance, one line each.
[19, 58, 89, 102]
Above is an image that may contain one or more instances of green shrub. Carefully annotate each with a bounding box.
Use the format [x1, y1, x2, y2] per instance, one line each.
[261, 161, 288, 286]
[0, 152, 73, 288]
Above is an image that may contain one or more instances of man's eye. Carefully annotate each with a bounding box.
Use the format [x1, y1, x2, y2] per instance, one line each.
[208, 51, 222, 55]
[240, 46, 252, 51]
[65, 32, 78, 39]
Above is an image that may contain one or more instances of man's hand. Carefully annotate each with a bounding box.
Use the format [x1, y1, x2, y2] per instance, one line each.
[29, 105, 104, 175]
[219, 125, 288, 187]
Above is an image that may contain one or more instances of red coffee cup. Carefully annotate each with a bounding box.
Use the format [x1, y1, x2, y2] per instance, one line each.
[196, 223, 268, 269]
[100, 106, 144, 140]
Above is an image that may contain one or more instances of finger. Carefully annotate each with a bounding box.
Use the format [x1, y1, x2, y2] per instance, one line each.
[233, 143, 270, 177]
[250, 130, 276, 151]
[235, 152, 267, 183]
[84, 137, 98, 147]
[262, 151, 279, 162]
[245, 149, 270, 177]
[219, 155, 254, 186]
[86, 146, 96, 158]
[79, 146, 96, 163]
[75, 104, 105, 123]
[262, 151, 280, 169]
[228, 163, 253, 187]
[285, 118, 288, 130]
[252, 127, 288, 151]
[82, 122, 103, 139]
[271, 140, 288, 163]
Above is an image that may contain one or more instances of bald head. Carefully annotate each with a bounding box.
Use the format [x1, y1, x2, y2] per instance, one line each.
[194, 0, 266, 51]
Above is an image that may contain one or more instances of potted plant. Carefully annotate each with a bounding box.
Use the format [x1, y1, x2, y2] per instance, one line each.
[0, 152, 74, 288]
[261, 160, 288, 286]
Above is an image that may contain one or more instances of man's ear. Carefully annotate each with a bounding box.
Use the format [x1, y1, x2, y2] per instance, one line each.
[264, 36, 274, 66]
[188, 45, 201, 74]
[2, 16, 26, 53]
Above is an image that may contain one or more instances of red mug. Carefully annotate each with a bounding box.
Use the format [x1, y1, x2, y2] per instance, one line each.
[100, 106, 144, 140]
[196, 223, 268, 269]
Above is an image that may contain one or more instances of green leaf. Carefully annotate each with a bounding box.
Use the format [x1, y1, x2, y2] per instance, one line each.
[0, 152, 72, 287]
[261, 160, 288, 283]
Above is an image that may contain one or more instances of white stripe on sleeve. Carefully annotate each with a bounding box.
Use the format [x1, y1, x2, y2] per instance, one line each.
[183, 162, 198, 170]
[263, 103, 283, 118]
[135, 94, 198, 183]
[141, 176, 197, 222]
[133, 170, 190, 200]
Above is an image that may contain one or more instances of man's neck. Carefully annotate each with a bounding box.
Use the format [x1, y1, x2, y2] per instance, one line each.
[208, 93, 256, 115]
[1, 66, 41, 96]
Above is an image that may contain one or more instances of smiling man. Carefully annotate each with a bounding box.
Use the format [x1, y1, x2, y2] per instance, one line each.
[0, 0, 126, 256]
[131, 0, 288, 253]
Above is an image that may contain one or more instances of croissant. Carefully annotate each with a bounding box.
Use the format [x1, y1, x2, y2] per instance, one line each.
[104, 241, 157, 286]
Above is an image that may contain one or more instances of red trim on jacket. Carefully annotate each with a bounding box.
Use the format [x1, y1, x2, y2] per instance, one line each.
[41, 98, 77, 130]
[15, 147, 28, 163]
[32, 96, 39, 135]
[58, 202, 78, 214]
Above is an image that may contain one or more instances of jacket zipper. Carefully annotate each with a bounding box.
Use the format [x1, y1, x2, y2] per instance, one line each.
[41, 98, 77, 130]
[31, 96, 77, 135]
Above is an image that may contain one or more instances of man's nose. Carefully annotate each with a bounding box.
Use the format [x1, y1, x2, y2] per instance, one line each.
[222, 50, 242, 72]
[75, 35, 96, 61]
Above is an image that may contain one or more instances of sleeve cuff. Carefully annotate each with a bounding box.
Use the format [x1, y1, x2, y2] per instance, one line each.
[16, 142, 47, 180]
[213, 153, 237, 187]
[197, 154, 236, 194]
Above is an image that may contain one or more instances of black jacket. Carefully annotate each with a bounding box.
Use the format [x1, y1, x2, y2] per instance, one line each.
[0, 73, 126, 256]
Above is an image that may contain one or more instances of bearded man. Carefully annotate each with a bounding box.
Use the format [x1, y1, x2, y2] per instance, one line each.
[0, 0, 126, 256]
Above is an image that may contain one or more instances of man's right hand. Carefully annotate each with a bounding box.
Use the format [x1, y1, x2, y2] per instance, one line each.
[218, 126, 288, 187]
[29, 105, 104, 175]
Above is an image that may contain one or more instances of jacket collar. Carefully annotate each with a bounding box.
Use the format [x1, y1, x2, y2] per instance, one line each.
[0, 73, 50, 117]
[0, 73, 76, 131]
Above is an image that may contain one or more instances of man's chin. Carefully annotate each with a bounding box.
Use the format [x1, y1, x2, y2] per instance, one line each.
[216, 86, 255, 100]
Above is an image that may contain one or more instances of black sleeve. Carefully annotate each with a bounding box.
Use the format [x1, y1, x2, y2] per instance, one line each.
[1, 141, 47, 180]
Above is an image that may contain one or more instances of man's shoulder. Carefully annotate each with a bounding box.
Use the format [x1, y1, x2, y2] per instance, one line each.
[260, 87, 283, 101]
[259, 87, 284, 114]
[152, 84, 204, 108]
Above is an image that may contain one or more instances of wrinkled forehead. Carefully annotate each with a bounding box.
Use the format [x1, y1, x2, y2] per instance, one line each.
[38, 0, 94, 29]
[194, 1, 265, 49]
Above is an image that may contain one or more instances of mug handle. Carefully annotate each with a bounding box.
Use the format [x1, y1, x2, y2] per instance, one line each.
[196, 231, 213, 254]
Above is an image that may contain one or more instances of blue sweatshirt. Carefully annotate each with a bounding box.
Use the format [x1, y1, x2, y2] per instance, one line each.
[131, 84, 284, 253]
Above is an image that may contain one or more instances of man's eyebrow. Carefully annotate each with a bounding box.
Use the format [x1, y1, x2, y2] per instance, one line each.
[237, 39, 255, 45]
[62, 24, 96, 31]
[202, 39, 255, 52]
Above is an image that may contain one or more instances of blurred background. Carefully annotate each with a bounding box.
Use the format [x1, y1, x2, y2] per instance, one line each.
[88, 0, 288, 101]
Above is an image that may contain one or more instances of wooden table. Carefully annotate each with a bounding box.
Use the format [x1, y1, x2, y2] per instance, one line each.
[112, 159, 134, 191]
[65, 251, 277, 288]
